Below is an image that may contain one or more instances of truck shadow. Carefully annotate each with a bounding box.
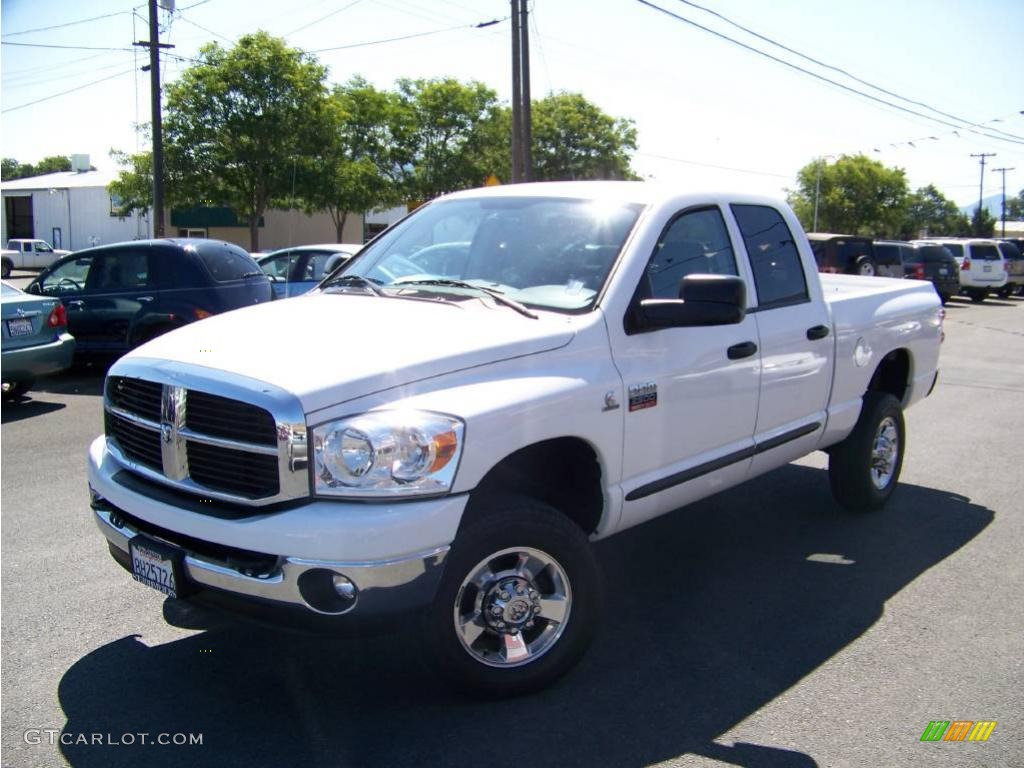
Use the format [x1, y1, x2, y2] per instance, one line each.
[57, 464, 992, 768]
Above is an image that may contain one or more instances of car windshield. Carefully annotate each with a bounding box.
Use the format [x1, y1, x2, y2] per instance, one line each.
[339, 196, 643, 312]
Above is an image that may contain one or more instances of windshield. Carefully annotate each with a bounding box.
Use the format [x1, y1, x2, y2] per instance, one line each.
[339, 196, 643, 312]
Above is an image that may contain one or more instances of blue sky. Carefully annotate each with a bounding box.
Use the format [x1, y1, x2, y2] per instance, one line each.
[2, 0, 1022, 207]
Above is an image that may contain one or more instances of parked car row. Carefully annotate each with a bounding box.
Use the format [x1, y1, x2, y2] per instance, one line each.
[807, 232, 1023, 304]
[255, 243, 362, 298]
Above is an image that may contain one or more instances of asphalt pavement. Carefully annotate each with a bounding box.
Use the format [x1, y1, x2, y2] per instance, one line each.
[1, 281, 1022, 768]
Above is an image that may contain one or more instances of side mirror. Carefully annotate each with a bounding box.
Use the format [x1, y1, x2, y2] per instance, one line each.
[637, 274, 746, 330]
[26, 282, 41, 295]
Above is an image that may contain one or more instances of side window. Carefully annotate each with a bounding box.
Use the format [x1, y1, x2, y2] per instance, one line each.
[731, 204, 809, 309]
[39, 257, 93, 295]
[36, 242, 52, 253]
[645, 207, 737, 299]
[259, 253, 294, 280]
[86, 250, 150, 292]
[301, 252, 335, 281]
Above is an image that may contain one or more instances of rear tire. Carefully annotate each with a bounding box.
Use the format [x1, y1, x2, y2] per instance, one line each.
[1, 380, 33, 401]
[855, 257, 876, 277]
[968, 289, 988, 303]
[828, 392, 905, 513]
[423, 495, 602, 697]
[1, 258, 12, 279]
[997, 286, 1012, 299]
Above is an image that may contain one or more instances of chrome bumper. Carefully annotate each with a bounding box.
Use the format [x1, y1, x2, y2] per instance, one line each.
[94, 504, 449, 618]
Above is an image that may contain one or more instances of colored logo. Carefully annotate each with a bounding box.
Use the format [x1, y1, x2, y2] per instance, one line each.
[920, 721, 996, 742]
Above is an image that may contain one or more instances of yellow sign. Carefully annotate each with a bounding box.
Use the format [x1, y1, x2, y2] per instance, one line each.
[485, 174, 502, 187]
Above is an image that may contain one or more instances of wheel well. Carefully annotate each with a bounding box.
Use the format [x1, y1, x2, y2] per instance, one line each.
[469, 438, 604, 535]
[867, 348, 910, 402]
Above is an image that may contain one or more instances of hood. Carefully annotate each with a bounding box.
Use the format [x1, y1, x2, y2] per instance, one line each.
[123, 291, 575, 413]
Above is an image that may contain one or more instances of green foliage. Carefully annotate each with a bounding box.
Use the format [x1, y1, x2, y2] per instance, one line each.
[163, 31, 331, 250]
[1, 155, 72, 180]
[900, 184, 970, 238]
[789, 154, 909, 237]
[392, 77, 504, 200]
[529, 92, 638, 181]
[971, 207, 996, 237]
[1005, 188, 1024, 220]
[294, 78, 405, 239]
[108, 150, 153, 217]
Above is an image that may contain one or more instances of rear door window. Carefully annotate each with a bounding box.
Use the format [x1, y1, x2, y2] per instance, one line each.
[85, 249, 150, 292]
[731, 204, 809, 309]
[197, 245, 261, 281]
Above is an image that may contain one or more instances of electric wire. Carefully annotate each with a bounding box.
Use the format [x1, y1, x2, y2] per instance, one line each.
[634, 0, 1024, 147]
[1, 11, 130, 38]
[287, 0, 364, 36]
[671, 0, 1024, 142]
[2, 68, 138, 113]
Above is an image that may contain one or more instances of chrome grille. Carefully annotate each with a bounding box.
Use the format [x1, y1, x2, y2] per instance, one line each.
[185, 390, 277, 446]
[104, 410, 162, 471]
[103, 375, 294, 503]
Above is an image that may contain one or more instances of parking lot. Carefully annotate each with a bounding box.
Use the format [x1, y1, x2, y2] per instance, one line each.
[1, 272, 1022, 767]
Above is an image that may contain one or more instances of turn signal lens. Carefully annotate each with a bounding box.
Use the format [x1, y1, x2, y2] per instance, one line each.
[195, 308, 212, 320]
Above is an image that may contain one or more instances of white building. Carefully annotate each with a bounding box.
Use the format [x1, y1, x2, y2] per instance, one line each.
[1, 159, 149, 251]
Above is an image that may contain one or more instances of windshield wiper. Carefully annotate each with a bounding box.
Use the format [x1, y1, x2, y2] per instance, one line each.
[321, 274, 385, 296]
[393, 279, 538, 319]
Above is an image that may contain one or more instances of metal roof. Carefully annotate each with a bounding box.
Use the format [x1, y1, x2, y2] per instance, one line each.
[1, 168, 118, 192]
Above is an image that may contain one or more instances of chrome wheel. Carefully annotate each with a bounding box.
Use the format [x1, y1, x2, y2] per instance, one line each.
[870, 416, 899, 490]
[858, 260, 876, 276]
[453, 546, 571, 668]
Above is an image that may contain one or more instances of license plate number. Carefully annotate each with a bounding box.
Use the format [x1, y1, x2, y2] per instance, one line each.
[6, 318, 33, 336]
[983, 265, 992, 272]
[938, 268, 948, 275]
[130, 537, 182, 598]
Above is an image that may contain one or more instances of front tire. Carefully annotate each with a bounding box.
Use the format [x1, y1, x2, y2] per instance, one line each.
[1, 380, 33, 401]
[969, 289, 988, 303]
[423, 496, 602, 697]
[1, 258, 12, 279]
[855, 257, 876, 277]
[828, 392, 905, 513]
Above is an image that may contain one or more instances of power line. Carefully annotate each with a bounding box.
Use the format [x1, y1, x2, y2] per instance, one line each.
[636, 151, 792, 179]
[2, 58, 135, 90]
[671, 0, 1024, 143]
[1, 41, 134, 52]
[2, 68, 137, 113]
[310, 20, 504, 53]
[1, 10, 130, 38]
[288, 0, 364, 36]
[634, 0, 1024, 147]
[174, 14, 234, 44]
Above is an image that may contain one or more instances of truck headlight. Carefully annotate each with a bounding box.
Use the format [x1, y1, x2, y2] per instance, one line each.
[312, 411, 464, 498]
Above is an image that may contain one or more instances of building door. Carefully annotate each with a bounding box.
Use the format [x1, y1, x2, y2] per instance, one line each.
[5, 196, 33, 239]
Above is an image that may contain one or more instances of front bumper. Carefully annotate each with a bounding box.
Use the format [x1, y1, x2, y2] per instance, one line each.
[1, 332, 74, 381]
[89, 435, 467, 624]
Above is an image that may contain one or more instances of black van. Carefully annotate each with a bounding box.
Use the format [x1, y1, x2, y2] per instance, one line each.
[27, 239, 272, 360]
[806, 233, 879, 276]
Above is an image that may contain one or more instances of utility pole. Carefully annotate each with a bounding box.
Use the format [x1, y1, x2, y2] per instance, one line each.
[135, 0, 174, 237]
[970, 152, 996, 226]
[993, 167, 1015, 238]
[509, 0, 532, 182]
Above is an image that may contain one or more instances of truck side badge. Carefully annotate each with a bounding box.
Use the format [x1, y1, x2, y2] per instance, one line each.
[628, 382, 657, 412]
[603, 391, 620, 411]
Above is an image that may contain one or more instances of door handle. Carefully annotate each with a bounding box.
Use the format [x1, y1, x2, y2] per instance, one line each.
[727, 341, 758, 360]
[65, 300, 84, 309]
[135, 296, 155, 303]
[806, 324, 830, 340]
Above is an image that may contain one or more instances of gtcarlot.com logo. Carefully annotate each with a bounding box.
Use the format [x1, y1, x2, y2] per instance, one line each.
[24, 730, 203, 747]
[920, 720, 997, 742]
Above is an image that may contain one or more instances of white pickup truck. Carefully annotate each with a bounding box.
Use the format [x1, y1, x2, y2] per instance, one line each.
[1, 238, 71, 277]
[88, 182, 943, 695]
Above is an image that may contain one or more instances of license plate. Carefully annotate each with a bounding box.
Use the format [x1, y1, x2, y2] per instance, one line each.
[938, 268, 948, 275]
[6, 318, 33, 337]
[129, 536, 185, 598]
[983, 265, 992, 272]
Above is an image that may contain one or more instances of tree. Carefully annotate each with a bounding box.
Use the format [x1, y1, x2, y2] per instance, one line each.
[1, 155, 73, 180]
[1005, 188, 1024, 220]
[899, 185, 970, 239]
[392, 77, 505, 200]
[294, 78, 405, 241]
[163, 32, 331, 250]
[971, 207, 996, 238]
[789, 154, 909, 237]
[529, 92, 638, 181]
[108, 150, 153, 217]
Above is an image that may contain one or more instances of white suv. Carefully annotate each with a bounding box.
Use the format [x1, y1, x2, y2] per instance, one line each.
[914, 238, 1007, 303]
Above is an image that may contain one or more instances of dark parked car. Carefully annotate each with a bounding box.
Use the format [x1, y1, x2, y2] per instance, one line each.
[902, 243, 959, 304]
[1, 281, 75, 399]
[872, 240, 912, 279]
[806, 233, 878, 276]
[26, 239, 272, 359]
[257, 243, 362, 298]
[996, 239, 1023, 297]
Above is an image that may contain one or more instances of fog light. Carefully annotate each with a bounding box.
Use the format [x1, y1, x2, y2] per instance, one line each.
[332, 574, 356, 600]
